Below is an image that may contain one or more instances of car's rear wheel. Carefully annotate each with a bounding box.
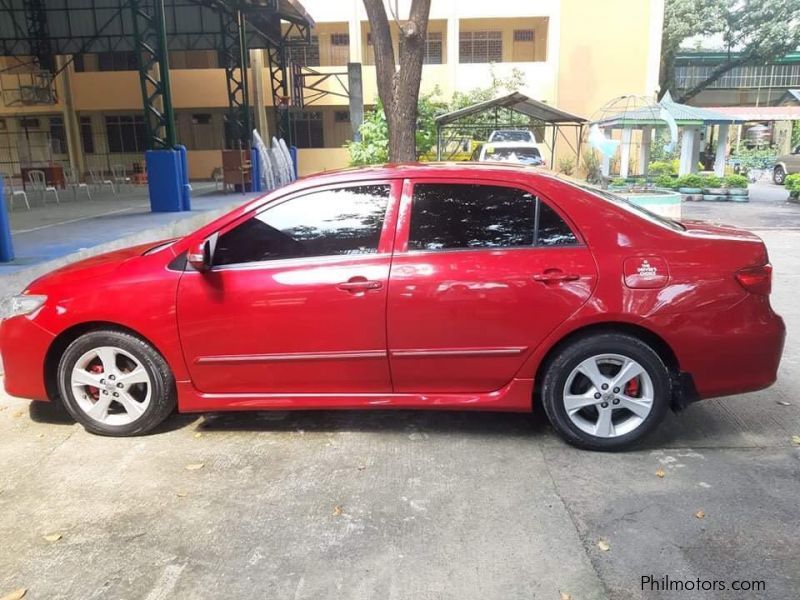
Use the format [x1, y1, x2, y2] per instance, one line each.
[57, 330, 175, 436]
[774, 165, 786, 185]
[540, 333, 670, 451]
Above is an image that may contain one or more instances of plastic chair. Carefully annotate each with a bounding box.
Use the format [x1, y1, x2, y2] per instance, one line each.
[1, 172, 30, 210]
[64, 166, 91, 200]
[27, 169, 59, 205]
[111, 164, 131, 190]
[89, 168, 116, 195]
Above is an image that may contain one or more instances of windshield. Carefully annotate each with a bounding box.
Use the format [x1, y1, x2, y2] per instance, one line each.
[484, 147, 542, 162]
[558, 176, 684, 231]
[490, 130, 532, 142]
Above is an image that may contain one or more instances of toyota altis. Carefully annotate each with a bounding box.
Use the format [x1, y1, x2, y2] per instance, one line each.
[0, 164, 785, 450]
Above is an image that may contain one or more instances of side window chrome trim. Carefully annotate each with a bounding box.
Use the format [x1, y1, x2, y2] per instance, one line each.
[204, 252, 392, 273]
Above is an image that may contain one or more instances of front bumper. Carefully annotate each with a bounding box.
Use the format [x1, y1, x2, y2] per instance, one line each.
[0, 315, 54, 400]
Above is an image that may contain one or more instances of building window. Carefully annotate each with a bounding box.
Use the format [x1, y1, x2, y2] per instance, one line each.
[329, 32, 350, 65]
[80, 116, 94, 154]
[290, 111, 324, 148]
[459, 31, 502, 63]
[424, 31, 443, 64]
[97, 51, 138, 72]
[49, 117, 66, 155]
[286, 35, 320, 67]
[105, 115, 147, 153]
[512, 29, 536, 61]
[334, 110, 350, 123]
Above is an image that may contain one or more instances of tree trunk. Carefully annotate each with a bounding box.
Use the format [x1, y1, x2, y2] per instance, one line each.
[362, 0, 431, 162]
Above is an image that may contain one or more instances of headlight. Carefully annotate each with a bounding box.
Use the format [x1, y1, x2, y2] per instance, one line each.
[1, 294, 47, 319]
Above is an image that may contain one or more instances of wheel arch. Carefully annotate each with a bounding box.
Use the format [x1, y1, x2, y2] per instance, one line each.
[532, 321, 682, 409]
[43, 321, 170, 403]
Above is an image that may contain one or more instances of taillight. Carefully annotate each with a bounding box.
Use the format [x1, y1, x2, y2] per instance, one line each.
[735, 263, 772, 295]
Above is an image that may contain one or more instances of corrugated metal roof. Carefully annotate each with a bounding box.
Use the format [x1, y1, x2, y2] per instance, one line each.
[434, 92, 586, 127]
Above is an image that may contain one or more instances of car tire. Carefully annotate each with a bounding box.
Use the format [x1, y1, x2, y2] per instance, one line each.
[57, 330, 176, 436]
[540, 333, 671, 451]
[774, 166, 786, 185]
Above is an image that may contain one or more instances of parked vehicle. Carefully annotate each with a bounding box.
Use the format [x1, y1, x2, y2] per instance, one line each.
[773, 144, 800, 184]
[478, 142, 545, 166]
[488, 129, 536, 144]
[0, 164, 785, 450]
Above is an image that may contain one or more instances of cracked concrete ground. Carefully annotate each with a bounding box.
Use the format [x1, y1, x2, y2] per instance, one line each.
[1, 188, 799, 599]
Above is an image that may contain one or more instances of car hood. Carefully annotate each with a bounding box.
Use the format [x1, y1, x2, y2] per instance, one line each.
[25, 240, 172, 293]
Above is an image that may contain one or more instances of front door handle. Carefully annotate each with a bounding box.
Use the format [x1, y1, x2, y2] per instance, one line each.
[337, 277, 383, 293]
[533, 269, 580, 284]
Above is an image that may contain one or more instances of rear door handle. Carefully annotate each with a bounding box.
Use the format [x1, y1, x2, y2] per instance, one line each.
[533, 270, 580, 283]
[337, 277, 383, 292]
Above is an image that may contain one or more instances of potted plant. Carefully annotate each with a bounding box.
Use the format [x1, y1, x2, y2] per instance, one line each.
[701, 175, 728, 201]
[676, 174, 705, 195]
[654, 174, 677, 190]
[786, 173, 800, 203]
[609, 177, 627, 191]
[723, 174, 749, 200]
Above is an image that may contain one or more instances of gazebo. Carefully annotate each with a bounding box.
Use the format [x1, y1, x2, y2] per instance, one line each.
[592, 92, 745, 178]
[433, 92, 587, 167]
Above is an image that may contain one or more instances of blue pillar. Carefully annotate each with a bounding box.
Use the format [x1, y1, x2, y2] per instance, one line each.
[0, 177, 14, 262]
[289, 145, 298, 179]
[145, 148, 191, 212]
[250, 148, 262, 192]
[176, 145, 192, 211]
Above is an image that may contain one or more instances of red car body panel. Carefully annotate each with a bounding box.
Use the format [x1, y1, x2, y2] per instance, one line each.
[0, 164, 785, 415]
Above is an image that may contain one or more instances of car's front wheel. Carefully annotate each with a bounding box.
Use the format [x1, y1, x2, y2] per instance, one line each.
[540, 333, 671, 451]
[774, 165, 786, 185]
[57, 330, 176, 436]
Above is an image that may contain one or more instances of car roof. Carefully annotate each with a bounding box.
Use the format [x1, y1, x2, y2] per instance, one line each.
[295, 161, 554, 185]
[482, 141, 540, 148]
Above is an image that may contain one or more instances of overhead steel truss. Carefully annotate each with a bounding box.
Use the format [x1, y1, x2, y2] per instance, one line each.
[0, 0, 313, 149]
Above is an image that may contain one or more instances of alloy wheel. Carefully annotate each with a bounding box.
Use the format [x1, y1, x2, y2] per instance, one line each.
[562, 353, 654, 438]
[70, 345, 152, 426]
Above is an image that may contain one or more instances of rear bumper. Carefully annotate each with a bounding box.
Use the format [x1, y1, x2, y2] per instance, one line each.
[0, 315, 54, 401]
[648, 297, 785, 400]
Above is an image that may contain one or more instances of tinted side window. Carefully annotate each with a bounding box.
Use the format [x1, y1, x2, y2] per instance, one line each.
[409, 183, 535, 250]
[536, 201, 577, 246]
[213, 185, 389, 266]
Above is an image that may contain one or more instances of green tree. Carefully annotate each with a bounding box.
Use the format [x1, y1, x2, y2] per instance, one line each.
[660, 0, 800, 102]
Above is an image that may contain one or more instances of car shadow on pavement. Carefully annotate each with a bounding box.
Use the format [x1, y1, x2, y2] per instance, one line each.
[194, 407, 552, 440]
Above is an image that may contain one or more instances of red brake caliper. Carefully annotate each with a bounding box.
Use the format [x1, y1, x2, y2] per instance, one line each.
[87, 363, 104, 400]
[625, 377, 640, 397]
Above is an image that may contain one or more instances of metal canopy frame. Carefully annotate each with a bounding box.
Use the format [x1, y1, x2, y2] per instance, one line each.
[434, 93, 587, 168]
[0, 0, 314, 149]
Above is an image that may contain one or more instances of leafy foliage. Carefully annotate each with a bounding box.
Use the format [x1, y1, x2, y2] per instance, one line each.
[582, 150, 602, 184]
[722, 173, 748, 188]
[731, 146, 777, 171]
[654, 174, 678, 189]
[676, 174, 707, 188]
[558, 157, 575, 176]
[648, 160, 678, 176]
[785, 173, 800, 197]
[660, 0, 800, 102]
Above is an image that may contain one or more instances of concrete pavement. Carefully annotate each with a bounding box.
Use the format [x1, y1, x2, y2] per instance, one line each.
[1, 197, 799, 599]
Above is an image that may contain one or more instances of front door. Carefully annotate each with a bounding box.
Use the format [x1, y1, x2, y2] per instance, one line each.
[387, 180, 598, 393]
[177, 181, 399, 394]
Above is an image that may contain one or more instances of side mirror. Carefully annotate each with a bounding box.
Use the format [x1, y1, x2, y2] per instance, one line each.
[187, 239, 212, 272]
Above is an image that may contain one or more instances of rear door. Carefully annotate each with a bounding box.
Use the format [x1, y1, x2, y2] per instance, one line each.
[387, 179, 598, 393]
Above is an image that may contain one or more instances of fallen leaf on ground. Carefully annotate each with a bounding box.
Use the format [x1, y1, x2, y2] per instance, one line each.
[42, 533, 62, 542]
[0, 588, 27, 600]
[193, 432, 203, 439]
[333, 505, 343, 516]
[185, 463, 204, 471]
[597, 540, 610, 552]
[792, 436, 800, 446]
[356, 465, 366, 471]
[655, 467, 665, 478]
[176, 491, 188, 498]
[560, 592, 572, 600]
[694, 510, 705, 519]
[776, 400, 791, 406]
[12, 410, 24, 418]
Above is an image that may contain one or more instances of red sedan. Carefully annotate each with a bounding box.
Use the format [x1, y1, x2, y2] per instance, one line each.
[0, 164, 785, 450]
